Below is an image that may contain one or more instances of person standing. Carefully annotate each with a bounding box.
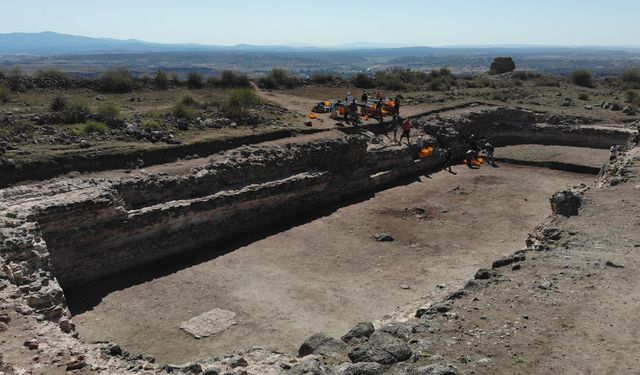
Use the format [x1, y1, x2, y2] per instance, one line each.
[442, 147, 453, 173]
[467, 133, 479, 151]
[610, 144, 618, 162]
[349, 100, 359, 125]
[375, 99, 384, 121]
[465, 149, 478, 168]
[346, 92, 354, 104]
[387, 115, 400, 141]
[484, 141, 495, 166]
[393, 96, 401, 118]
[416, 135, 425, 150]
[400, 118, 412, 145]
[331, 100, 341, 119]
[361, 91, 369, 117]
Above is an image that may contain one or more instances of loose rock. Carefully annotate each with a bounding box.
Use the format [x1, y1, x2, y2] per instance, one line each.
[413, 363, 458, 375]
[299, 333, 348, 357]
[341, 322, 375, 344]
[373, 234, 394, 242]
[348, 331, 412, 364]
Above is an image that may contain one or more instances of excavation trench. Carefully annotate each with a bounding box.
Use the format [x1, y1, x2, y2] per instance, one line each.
[66, 161, 594, 363]
[1, 107, 626, 364]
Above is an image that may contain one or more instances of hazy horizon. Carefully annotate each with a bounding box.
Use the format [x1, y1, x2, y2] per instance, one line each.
[1, 0, 638, 47]
[4, 31, 640, 50]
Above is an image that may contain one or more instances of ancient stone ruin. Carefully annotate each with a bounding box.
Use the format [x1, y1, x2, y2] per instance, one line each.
[1, 107, 638, 374]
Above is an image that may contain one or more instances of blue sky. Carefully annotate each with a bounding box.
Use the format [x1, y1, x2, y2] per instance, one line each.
[1, 0, 638, 46]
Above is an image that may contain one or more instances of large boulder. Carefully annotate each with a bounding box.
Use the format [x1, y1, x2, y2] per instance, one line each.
[342, 322, 375, 344]
[550, 189, 583, 216]
[379, 322, 413, 339]
[490, 57, 516, 74]
[348, 331, 412, 364]
[299, 333, 348, 357]
[338, 362, 385, 375]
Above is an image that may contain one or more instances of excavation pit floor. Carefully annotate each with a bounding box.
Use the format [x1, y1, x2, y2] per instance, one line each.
[67, 163, 592, 364]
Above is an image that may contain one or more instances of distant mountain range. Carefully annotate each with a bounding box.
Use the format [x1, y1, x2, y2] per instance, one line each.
[0, 32, 413, 54]
[1, 31, 640, 56]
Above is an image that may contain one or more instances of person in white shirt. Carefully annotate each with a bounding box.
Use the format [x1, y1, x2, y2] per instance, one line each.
[609, 144, 618, 162]
[345, 92, 354, 104]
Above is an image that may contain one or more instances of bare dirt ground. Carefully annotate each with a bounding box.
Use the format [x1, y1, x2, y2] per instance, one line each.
[495, 145, 609, 168]
[68, 163, 591, 364]
[405, 150, 640, 375]
[253, 83, 480, 130]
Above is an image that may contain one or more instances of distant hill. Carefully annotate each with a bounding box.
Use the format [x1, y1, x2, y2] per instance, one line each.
[3, 31, 640, 56]
[0, 31, 227, 55]
[1, 32, 640, 78]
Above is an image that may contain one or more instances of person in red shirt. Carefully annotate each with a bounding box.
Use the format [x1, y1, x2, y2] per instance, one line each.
[400, 118, 412, 145]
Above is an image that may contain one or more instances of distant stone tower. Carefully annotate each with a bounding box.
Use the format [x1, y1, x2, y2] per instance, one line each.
[490, 57, 516, 74]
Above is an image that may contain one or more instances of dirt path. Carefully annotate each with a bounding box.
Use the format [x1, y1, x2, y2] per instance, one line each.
[252, 83, 490, 129]
[68, 163, 591, 364]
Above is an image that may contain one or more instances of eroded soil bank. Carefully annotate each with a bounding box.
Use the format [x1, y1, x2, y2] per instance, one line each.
[69, 163, 591, 363]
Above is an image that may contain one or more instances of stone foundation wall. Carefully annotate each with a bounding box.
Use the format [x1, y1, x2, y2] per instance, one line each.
[31, 136, 439, 287]
[1, 107, 635, 319]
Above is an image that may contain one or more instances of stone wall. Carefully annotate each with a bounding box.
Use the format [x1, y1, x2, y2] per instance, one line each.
[422, 107, 634, 152]
[1, 107, 635, 319]
[28, 135, 440, 287]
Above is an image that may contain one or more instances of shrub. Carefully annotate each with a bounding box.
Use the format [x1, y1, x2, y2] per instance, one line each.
[227, 88, 261, 107]
[310, 72, 335, 84]
[206, 76, 220, 88]
[0, 85, 10, 103]
[155, 70, 169, 89]
[186, 71, 204, 89]
[181, 94, 199, 107]
[141, 118, 168, 131]
[221, 88, 262, 119]
[351, 73, 375, 89]
[82, 120, 109, 135]
[220, 70, 250, 88]
[431, 68, 452, 78]
[473, 76, 492, 88]
[625, 90, 639, 104]
[61, 99, 90, 124]
[570, 70, 593, 88]
[99, 69, 136, 93]
[429, 80, 443, 91]
[258, 68, 301, 89]
[373, 68, 431, 90]
[513, 71, 539, 80]
[621, 69, 640, 90]
[622, 69, 640, 84]
[13, 120, 35, 135]
[36, 69, 68, 80]
[50, 95, 67, 111]
[490, 92, 506, 101]
[7, 67, 23, 91]
[374, 71, 407, 90]
[97, 103, 121, 125]
[206, 70, 250, 88]
[170, 72, 180, 83]
[578, 93, 590, 100]
[535, 76, 560, 87]
[172, 102, 194, 120]
[430, 78, 451, 91]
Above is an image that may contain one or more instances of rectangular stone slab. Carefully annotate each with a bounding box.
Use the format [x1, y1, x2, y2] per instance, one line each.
[179, 308, 237, 339]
